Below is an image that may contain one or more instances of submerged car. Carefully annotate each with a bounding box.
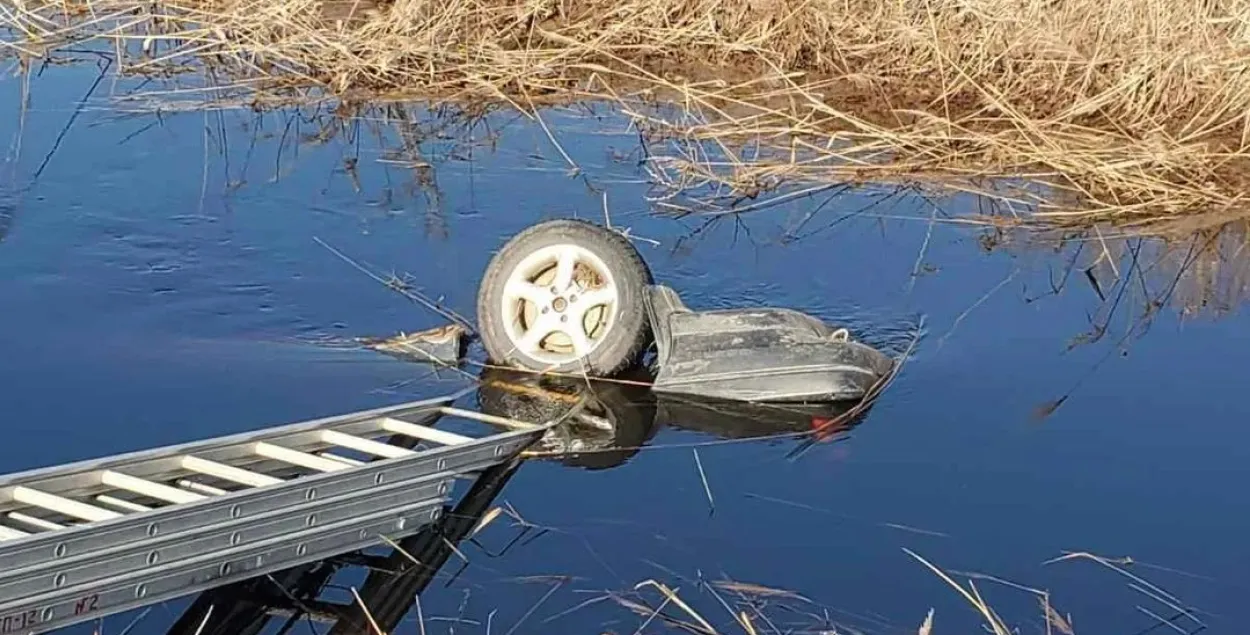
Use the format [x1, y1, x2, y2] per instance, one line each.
[475, 218, 893, 404]
[472, 216, 895, 402]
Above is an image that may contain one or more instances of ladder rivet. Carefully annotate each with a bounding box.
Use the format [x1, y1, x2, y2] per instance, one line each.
[40, 608, 53, 621]
[135, 584, 147, 599]
[305, 488, 317, 501]
[305, 514, 317, 527]
[230, 532, 241, 546]
[147, 551, 159, 565]
[146, 523, 159, 537]
[53, 573, 66, 588]
[230, 505, 242, 519]
[395, 517, 407, 530]
[358, 529, 369, 539]
[296, 544, 307, 556]
[220, 563, 231, 576]
[494, 446, 504, 457]
[53, 543, 67, 558]
[437, 459, 447, 470]
[430, 508, 440, 520]
[374, 473, 385, 485]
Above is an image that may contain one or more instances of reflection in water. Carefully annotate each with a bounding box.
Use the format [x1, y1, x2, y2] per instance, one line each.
[475, 366, 871, 470]
[993, 220, 1250, 354]
[4, 54, 1250, 339]
[0, 200, 12, 245]
[111, 94, 1250, 344]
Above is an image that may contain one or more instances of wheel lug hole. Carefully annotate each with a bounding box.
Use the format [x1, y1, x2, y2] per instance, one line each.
[560, 315, 568, 323]
[570, 294, 577, 302]
[550, 286, 559, 294]
[541, 307, 549, 314]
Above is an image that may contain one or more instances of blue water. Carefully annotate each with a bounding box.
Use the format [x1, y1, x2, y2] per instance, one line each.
[1, 63, 1247, 634]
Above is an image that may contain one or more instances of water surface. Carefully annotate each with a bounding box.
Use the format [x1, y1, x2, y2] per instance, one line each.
[1, 63, 1247, 635]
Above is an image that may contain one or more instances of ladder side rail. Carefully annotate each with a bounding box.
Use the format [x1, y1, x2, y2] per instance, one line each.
[0, 396, 461, 504]
[0, 474, 452, 607]
[0, 426, 544, 577]
[10, 496, 449, 635]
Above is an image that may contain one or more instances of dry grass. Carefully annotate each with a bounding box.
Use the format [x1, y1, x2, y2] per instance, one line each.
[606, 549, 1207, 635]
[7, 0, 1250, 229]
[328, 544, 1205, 635]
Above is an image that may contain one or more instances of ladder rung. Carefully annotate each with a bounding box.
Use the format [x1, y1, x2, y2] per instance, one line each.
[94, 495, 152, 513]
[176, 479, 228, 496]
[12, 486, 121, 523]
[254, 442, 350, 473]
[439, 406, 537, 431]
[100, 471, 205, 505]
[380, 417, 473, 446]
[0, 525, 27, 540]
[320, 430, 414, 459]
[181, 456, 282, 488]
[7, 512, 65, 531]
[317, 452, 364, 466]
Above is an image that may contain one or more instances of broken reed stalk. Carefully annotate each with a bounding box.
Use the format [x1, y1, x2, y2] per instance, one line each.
[7, 0, 1250, 230]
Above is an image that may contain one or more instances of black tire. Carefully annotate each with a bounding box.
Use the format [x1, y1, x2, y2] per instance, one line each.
[476, 218, 654, 376]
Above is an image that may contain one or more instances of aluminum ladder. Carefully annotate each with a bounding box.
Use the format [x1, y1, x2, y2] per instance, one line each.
[163, 458, 527, 635]
[0, 389, 554, 635]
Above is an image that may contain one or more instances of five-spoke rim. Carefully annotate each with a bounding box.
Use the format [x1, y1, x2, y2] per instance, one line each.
[500, 244, 619, 365]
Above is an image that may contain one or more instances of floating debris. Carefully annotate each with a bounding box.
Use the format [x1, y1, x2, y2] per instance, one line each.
[360, 323, 468, 366]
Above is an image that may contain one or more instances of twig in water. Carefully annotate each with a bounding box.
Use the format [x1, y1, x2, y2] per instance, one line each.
[502, 578, 567, 635]
[1043, 551, 1204, 629]
[415, 593, 427, 635]
[917, 608, 934, 635]
[468, 506, 505, 539]
[28, 56, 111, 187]
[634, 580, 718, 635]
[540, 594, 614, 624]
[191, 605, 215, 635]
[1134, 605, 1191, 635]
[692, 448, 715, 516]
[117, 607, 153, 635]
[377, 534, 426, 567]
[602, 190, 612, 228]
[903, 548, 1011, 635]
[350, 587, 386, 635]
[935, 270, 1017, 352]
[313, 236, 475, 334]
[450, 589, 473, 635]
[610, 593, 709, 635]
[631, 591, 675, 635]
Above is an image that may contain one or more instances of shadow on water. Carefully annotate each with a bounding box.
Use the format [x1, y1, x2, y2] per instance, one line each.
[162, 460, 525, 635]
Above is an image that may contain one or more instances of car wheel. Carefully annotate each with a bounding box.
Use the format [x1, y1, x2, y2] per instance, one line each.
[476, 218, 654, 376]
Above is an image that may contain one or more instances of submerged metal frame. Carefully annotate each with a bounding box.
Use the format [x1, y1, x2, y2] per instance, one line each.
[0, 389, 553, 635]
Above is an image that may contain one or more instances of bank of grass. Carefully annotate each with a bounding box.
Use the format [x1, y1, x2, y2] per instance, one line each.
[6, 0, 1250, 229]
